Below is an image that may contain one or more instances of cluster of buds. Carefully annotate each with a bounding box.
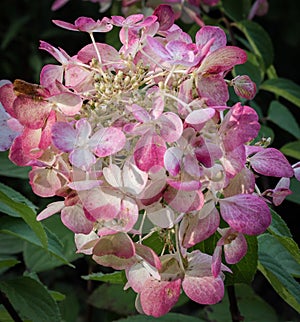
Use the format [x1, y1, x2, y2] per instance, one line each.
[0, 7, 298, 317]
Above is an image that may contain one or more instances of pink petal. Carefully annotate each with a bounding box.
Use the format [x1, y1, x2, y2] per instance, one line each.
[61, 204, 94, 234]
[93, 233, 135, 258]
[0, 83, 16, 118]
[52, 19, 78, 31]
[134, 133, 166, 172]
[224, 233, 247, 264]
[51, 122, 76, 152]
[14, 96, 51, 129]
[182, 275, 224, 305]
[36, 201, 65, 220]
[153, 5, 175, 31]
[249, 148, 294, 178]
[158, 112, 183, 142]
[49, 92, 82, 115]
[164, 147, 183, 176]
[196, 26, 227, 53]
[219, 194, 271, 235]
[231, 75, 257, 100]
[185, 108, 215, 129]
[200, 46, 247, 74]
[220, 102, 260, 151]
[164, 188, 204, 212]
[166, 178, 202, 191]
[91, 127, 126, 157]
[140, 278, 181, 317]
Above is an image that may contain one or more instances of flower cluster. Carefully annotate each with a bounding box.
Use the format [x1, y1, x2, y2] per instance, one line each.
[0, 7, 297, 317]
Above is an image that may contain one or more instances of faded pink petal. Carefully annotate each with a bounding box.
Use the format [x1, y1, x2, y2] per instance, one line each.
[219, 194, 271, 235]
[185, 108, 215, 130]
[164, 147, 183, 176]
[224, 232, 247, 264]
[249, 148, 294, 178]
[158, 112, 183, 142]
[196, 26, 227, 53]
[36, 201, 65, 220]
[140, 278, 181, 317]
[164, 188, 204, 212]
[48, 92, 82, 115]
[91, 127, 126, 157]
[61, 204, 94, 234]
[52, 122, 76, 152]
[183, 274, 224, 305]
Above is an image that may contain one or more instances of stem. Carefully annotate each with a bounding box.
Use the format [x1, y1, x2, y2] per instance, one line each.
[227, 285, 244, 322]
[0, 291, 23, 322]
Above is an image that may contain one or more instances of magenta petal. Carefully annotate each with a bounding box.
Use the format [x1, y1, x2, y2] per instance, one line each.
[219, 194, 271, 235]
[140, 278, 181, 317]
[250, 148, 294, 178]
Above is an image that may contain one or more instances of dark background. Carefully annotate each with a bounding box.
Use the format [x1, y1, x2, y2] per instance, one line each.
[0, 0, 299, 321]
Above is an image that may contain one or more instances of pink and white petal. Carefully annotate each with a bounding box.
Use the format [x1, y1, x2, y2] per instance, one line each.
[52, 19, 78, 31]
[51, 121, 76, 152]
[126, 263, 151, 293]
[140, 278, 181, 317]
[69, 147, 96, 170]
[75, 231, 99, 255]
[224, 233, 248, 264]
[49, 92, 82, 115]
[182, 274, 224, 305]
[118, 197, 139, 232]
[29, 168, 62, 197]
[180, 205, 219, 248]
[103, 164, 123, 189]
[219, 194, 271, 235]
[164, 147, 183, 177]
[61, 204, 94, 234]
[91, 127, 126, 157]
[40, 65, 64, 94]
[39, 40, 70, 64]
[128, 104, 151, 123]
[122, 161, 148, 195]
[249, 148, 294, 178]
[135, 243, 162, 271]
[164, 188, 204, 212]
[146, 203, 175, 228]
[158, 112, 183, 142]
[185, 108, 215, 129]
[36, 201, 65, 220]
[166, 178, 202, 191]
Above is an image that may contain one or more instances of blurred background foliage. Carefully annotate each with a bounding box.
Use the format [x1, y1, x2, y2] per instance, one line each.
[0, 0, 300, 321]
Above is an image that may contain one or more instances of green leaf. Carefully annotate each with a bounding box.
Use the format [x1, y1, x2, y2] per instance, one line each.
[0, 234, 24, 254]
[286, 178, 300, 204]
[0, 152, 30, 179]
[225, 235, 258, 285]
[258, 234, 300, 313]
[0, 276, 61, 322]
[23, 216, 81, 272]
[88, 284, 137, 315]
[0, 190, 47, 248]
[0, 256, 20, 269]
[82, 271, 125, 284]
[260, 78, 300, 107]
[116, 313, 204, 322]
[221, 0, 251, 21]
[268, 101, 300, 138]
[234, 20, 274, 70]
[49, 291, 66, 302]
[0, 182, 37, 213]
[280, 140, 300, 159]
[204, 284, 278, 322]
[0, 217, 70, 266]
[268, 209, 292, 238]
